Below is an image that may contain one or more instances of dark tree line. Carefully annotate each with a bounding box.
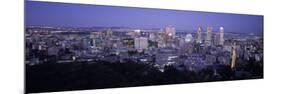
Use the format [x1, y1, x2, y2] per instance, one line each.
[26, 59, 263, 93]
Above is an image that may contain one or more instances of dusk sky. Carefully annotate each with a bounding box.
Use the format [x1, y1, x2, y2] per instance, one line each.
[26, 1, 263, 33]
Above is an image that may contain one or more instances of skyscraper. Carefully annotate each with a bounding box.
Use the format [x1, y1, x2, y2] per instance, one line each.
[90, 32, 103, 48]
[196, 27, 202, 43]
[219, 27, 224, 45]
[106, 29, 113, 38]
[164, 25, 176, 38]
[231, 42, 237, 69]
[185, 34, 193, 43]
[205, 26, 213, 46]
[164, 25, 176, 47]
[134, 37, 148, 50]
[213, 33, 218, 46]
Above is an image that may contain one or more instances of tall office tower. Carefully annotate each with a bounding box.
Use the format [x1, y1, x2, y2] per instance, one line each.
[164, 25, 176, 47]
[157, 32, 166, 48]
[196, 27, 202, 43]
[213, 33, 220, 46]
[231, 42, 237, 69]
[185, 34, 193, 43]
[134, 37, 148, 50]
[90, 32, 97, 48]
[106, 29, 113, 38]
[205, 26, 213, 46]
[149, 33, 157, 41]
[102, 29, 114, 49]
[219, 27, 224, 45]
[164, 25, 176, 38]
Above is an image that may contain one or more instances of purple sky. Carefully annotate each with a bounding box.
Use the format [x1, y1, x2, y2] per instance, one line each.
[25, 1, 263, 33]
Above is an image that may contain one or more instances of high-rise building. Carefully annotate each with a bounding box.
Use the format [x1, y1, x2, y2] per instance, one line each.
[90, 32, 103, 48]
[149, 33, 157, 41]
[213, 32, 220, 46]
[157, 32, 166, 48]
[164, 25, 176, 38]
[196, 27, 202, 43]
[134, 37, 148, 50]
[219, 27, 224, 45]
[205, 26, 213, 46]
[106, 29, 113, 38]
[164, 25, 176, 47]
[231, 42, 237, 69]
[185, 34, 193, 43]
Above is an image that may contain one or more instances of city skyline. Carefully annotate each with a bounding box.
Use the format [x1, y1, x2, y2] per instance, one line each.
[26, 1, 263, 33]
[25, 1, 263, 93]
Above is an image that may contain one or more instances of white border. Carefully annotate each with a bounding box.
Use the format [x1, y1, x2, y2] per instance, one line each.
[1, 0, 281, 94]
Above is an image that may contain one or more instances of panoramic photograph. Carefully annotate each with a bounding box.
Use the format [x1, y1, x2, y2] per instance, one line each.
[25, 1, 263, 93]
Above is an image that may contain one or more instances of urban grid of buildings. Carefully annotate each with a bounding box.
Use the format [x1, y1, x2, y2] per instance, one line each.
[25, 25, 263, 74]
